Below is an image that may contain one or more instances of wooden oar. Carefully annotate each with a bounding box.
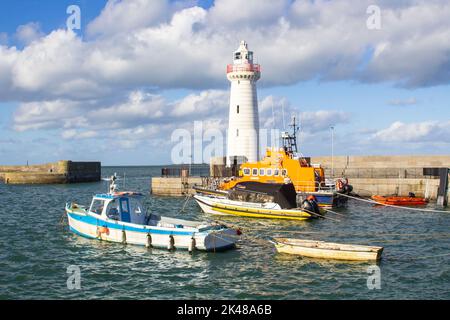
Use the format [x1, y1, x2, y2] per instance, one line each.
[300, 208, 341, 222]
[323, 208, 345, 217]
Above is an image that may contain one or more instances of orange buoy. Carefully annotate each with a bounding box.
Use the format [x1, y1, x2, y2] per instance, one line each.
[97, 226, 109, 235]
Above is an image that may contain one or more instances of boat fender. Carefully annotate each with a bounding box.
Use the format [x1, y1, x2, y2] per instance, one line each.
[146, 233, 152, 248]
[168, 235, 175, 251]
[96, 226, 109, 238]
[188, 237, 196, 253]
[122, 229, 127, 244]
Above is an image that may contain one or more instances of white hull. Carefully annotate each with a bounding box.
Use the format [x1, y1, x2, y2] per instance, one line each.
[67, 210, 237, 252]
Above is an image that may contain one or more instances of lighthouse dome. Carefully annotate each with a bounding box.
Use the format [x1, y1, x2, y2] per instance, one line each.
[233, 40, 254, 64]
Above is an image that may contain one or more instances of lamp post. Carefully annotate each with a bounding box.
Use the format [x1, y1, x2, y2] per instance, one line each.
[330, 126, 334, 179]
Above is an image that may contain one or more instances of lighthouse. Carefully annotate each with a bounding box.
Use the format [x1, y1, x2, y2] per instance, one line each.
[226, 41, 261, 166]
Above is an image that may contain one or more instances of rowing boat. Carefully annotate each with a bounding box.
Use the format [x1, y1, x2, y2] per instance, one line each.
[273, 238, 383, 261]
[371, 195, 428, 206]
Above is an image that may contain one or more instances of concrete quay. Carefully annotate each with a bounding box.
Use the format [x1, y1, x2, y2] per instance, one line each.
[310, 155, 450, 201]
[0, 160, 101, 184]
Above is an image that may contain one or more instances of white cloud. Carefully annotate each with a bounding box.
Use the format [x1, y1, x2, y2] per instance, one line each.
[258, 95, 350, 132]
[372, 121, 450, 143]
[0, 33, 8, 45]
[388, 97, 417, 106]
[170, 90, 228, 117]
[62, 129, 98, 140]
[87, 0, 170, 37]
[300, 110, 350, 132]
[1, 0, 450, 105]
[15, 22, 44, 45]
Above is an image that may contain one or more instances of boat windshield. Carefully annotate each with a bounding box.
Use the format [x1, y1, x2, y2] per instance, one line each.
[106, 199, 119, 220]
[90, 199, 105, 215]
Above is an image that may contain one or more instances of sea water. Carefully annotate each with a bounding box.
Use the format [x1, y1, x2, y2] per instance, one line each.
[0, 166, 449, 299]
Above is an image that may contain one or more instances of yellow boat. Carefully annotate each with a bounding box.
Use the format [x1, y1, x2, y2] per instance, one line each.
[273, 238, 384, 261]
[218, 117, 351, 208]
[193, 194, 316, 221]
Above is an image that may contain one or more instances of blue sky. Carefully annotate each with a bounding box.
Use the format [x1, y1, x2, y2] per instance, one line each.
[0, 0, 449, 165]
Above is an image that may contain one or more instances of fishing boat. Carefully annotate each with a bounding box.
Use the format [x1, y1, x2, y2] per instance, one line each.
[371, 194, 428, 206]
[66, 174, 239, 252]
[273, 238, 384, 261]
[217, 117, 351, 208]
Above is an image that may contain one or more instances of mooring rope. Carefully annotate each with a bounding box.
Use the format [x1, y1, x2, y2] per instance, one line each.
[339, 193, 450, 213]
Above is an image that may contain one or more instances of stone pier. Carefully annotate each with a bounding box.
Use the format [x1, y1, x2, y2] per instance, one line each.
[0, 160, 101, 184]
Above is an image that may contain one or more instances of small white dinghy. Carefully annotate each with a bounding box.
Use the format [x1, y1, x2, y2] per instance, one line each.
[273, 238, 383, 261]
[66, 174, 239, 252]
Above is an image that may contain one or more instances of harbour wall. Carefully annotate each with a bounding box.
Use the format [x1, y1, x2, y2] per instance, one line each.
[0, 160, 101, 184]
[151, 177, 204, 196]
[310, 155, 450, 200]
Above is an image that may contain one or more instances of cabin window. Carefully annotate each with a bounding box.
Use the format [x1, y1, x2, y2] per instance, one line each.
[106, 200, 119, 220]
[234, 52, 241, 60]
[237, 105, 239, 114]
[259, 168, 265, 176]
[252, 168, 258, 176]
[243, 168, 250, 176]
[236, 129, 239, 137]
[282, 169, 288, 176]
[274, 169, 279, 176]
[90, 199, 105, 215]
[266, 169, 273, 176]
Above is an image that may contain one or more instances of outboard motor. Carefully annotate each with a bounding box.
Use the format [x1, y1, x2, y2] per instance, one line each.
[301, 195, 321, 215]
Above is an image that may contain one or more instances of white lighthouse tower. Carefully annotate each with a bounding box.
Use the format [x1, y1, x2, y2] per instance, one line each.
[226, 41, 261, 166]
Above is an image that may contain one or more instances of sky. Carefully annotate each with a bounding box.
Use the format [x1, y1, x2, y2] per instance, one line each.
[0, 0, 449, 166]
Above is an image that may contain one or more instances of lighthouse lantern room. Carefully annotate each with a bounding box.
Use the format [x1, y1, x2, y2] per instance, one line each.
[226, 41, 261, 167]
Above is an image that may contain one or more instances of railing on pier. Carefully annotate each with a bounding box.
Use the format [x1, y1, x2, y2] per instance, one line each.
[325, 167, 439, 179]
[161, 164, 210, 178]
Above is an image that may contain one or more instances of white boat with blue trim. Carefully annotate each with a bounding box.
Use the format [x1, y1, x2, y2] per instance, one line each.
[66, 175, 239, 252]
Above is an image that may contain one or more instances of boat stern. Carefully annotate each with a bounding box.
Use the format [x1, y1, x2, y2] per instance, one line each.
[200, 227, 240, 252]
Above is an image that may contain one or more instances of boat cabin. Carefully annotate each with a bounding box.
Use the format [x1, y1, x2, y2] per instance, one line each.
[88, 192, 148, 224]
[220, 147, 325, 193]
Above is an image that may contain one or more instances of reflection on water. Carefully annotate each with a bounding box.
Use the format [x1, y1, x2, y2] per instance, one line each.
[0, 166, 449, 299]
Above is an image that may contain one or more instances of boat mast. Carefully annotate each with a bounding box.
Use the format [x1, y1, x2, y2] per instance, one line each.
[282, 116, 299, 156]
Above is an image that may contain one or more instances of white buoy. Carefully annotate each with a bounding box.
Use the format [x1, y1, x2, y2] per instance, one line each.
[226, 40, 261, 166]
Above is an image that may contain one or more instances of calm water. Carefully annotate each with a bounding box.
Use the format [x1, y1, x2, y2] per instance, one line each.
[0, 166, 449, 300]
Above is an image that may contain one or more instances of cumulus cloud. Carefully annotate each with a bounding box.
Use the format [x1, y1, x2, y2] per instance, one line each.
[388, 97, 417, 106]
[2, 0, 450, 161]
[87, 0, 170, 37]
[259, 95, 350, 132]
[14, 22, 44, 45]
[372, 121, 450, 143]
[12, 89, 229, 134]
[0, 33, 8, 45]
[1, 0, 450, 105]
[62, 129, 98, 140]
